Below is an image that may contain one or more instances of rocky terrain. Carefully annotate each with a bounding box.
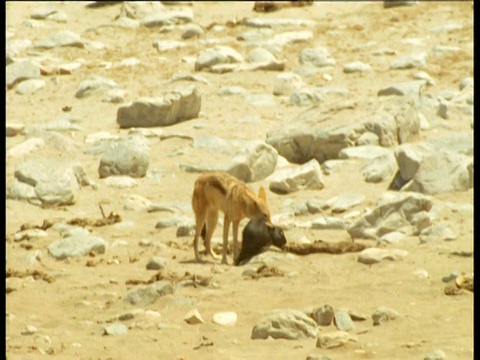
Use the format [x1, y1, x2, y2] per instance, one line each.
[6, 1, 473, 359]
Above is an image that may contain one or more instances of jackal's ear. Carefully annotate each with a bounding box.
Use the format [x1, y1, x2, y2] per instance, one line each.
[258, 186, 268, 203]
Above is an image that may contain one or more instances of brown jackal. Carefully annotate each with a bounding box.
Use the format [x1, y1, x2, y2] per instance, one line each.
[191, 172, 271, 264]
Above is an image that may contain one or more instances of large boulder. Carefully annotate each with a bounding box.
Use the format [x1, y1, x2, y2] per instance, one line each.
[117, 86, 201, 128]
[269, 159, 324, 194]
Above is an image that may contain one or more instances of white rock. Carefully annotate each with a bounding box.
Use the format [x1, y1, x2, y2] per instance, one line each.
[213, 312, 237, 326]
[184, 309, 204, 325]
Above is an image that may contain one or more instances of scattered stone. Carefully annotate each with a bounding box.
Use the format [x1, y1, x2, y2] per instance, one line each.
[273, 73, 305, 96]
[14, 229, 48, 242]
[184, 309, 204, 325]
[390, 52, 428, 69]
[316, 331, 358, 349]
[124, 281, 175, 305]
[124, 194, 151, 211]
[227, 141, 278, 182]
[6, 60, 41, 89]
[413, 71, 435, 86]
[146, 257, 168, 270]
[21, 325, 38, 335]
[311, 216, 346, 230]
[48, 234, 107, 260]
[181, 24, 204, 39]
[15, 79, 46, 95]
[155, 216, 193, 229]
[242, 18, 316, 28]
[299, 47, 335, 68]
[75, 76, 119, 98]
[378, 80, 426, 97]
[362, 152, 398, 183]
[244, 93, 276, 106]
[195, 46, 243, 71]
[459, 77, 473, 91]
[269, 159, 324, 194]
[117, 86, 201, 128]
[331, 193, 365, 213]
[339, 145, 392, 160]
[98, 137, 149, 178]
[430, 23, 463, 33]
[358, 248, 408, 265]
[343, 61, 371, 73]
[419, 225, 457, 243]
[379, 231, 406, 244]
[442, 271, 460, 283]
[247, 47, 276, 63]
[424, 349, 447, 360]
[7, 138, 46, 158]
[312, 305, 335, 326]
[217, 86, 247, 96]
[290, 87, 324, 106]
[372, 306, 401, 325]
[103, 175, 138, 188]
[334, 311, 355, 331]
[35, 30, 84, 49]
[102, 88, 127, 103]
[251, 310, 318, 340]
[213, 312, 237, 326]
[153, 40, 187, 52]
[102, 323, 128, 336]
[140, 9, 193, 27]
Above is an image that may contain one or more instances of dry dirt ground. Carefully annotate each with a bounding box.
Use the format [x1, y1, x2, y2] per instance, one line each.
[6, 2, 473, 360]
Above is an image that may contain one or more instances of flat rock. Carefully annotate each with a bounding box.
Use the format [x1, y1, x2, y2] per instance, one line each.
[123, 281, 175, 305]
[242, 18, 316, 28]
[269, 159, 324, 194]
[331, 193, 365, 213]
[195, 46, 244, 71]
[35, 30, 84, 49]
[212, 312, 237, 326]
[123, 194, 152, 211]
[334, 311, 355, 331]
[390, 52, 428, 69]
[311, 216, 346, 230]
[372, 306, 402, 325]
[247, 47, 276, 63]
[378, 80, 426, 97]
[155, 215, 193, 229]
[15, 79, 46, 95]
[358, 248, 408, 265]
[316, 331, 357, 349]
[251, 310, 318, 340]
[153, 40, 187, 52]
[299, 47, 335, 68]
[102, 323, 128, 336]
[362, 152, 398, 183]
[419, 225, 457, 243]
[48, 234, 107, 260]
[273, 72, 305, 96]
[181, 24, 204, 39]
[75, 76, 119, 98]
[339, 145, 392, 160]
[146, 256, 168, 270]
[103, 176, 138, 188]
[290, 87, 324, 106]
[140, 9, 193, 27]
[343, 61, 371, 73]
[98, 137, 149, 178]
[7, 138, 46, 158]
[117, 86, 201, 128]
[6, 60, 41, 89]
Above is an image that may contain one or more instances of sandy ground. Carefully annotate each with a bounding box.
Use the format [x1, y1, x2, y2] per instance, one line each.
[6, 2, 473, 359]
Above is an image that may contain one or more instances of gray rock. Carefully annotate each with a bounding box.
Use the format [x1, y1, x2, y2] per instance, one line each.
[15, 79, 46, 95]
[117, 86, 201, 128]
[380, 231, 406, 244]
[269, 159, 324, 194]
[290, 88, 324, 106]
[316, 331, 357, 349]
[347, 192, 433, 240]
[247, 47, 276, 63]
[251, 310, 318, 340]
[7, 138, 45, 158]
[306, 199, 331, 214]
[394, 142, 435, 182]
[103, 175, 138, 188]
[419, 225, 457, 243]
[155, 215, 193, 229]
[459, 77, 473, 91]
[102, 323, 128, 336]
[299, 47, 335, 68]
[31, 5, 57, 19]
[244, 93, 276, 107]
[442, 271, 460, 283]
[6, 60, 41, 89]
[339, 145, 392, 160]
[227, 141, 278, 182]
[24, 128, 80, 153]
[356, 132, 379, 146]
[42, 117, 82, 132]
[118, 1, 165, 19]
[6, 38, 33, 58]
[311, 216, 346, 230]
[378, 80, 426, 97]
[7, 159, 81, 207]
[75, 76, 119, 98]
[311, 305, 335, 326]
[98, 137, 149, 178]
[401, 150, 472, 195]
[124, 194, 151, 211]
[124, 281, 175, 305]
[152, 40, 186, 52]
[48, 234, 106, 260]
[413, 71, 435, 86]
[357, 248, 408, 265]
[362, 152, 398, 183]
[390, 52, 428, 69]
[217, 86, 247, 96]
[334, 311, 355, 331]
[181, 24, 204, 39]
[273, 72, 305, 95]
[146, 256, 168, 270]
[424, 349, 447, 360]
[35, 30, 84, 49]
[195, 46, 243, 71]
[332, 193, 365, 213]
[343, 61, 371, 73]
[372, 306, 402, 325]
[102, 88, 127, 103]
[140, 9, 193, 27]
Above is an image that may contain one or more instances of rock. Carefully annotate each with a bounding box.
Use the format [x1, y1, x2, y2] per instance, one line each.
[401, 150, 472, 195]
[356, 132, 379, 146]
[273, 73, 305, 96]
[155, 216, 193, 229]
[372, 306, 401, 325]
[118, 1, 165, 19]
[212, 312, 237, 326]
[358, 248, 408, 265]
[241, 18, 316, 28]
[269, 159, 324, 194]
[153, 40, 186, 52]
[140, 9, 193, 27]
[31, 5, 57, 19]
[267, 31, 313, 47]
[102, 323, 128, 336]
[6, 60, 41, 89]
[195, 46, 244, 71]
[334, 311, 355, 331]
[7, 159, 81, 207]
[413, 71, 435, 86]
[6, 38, 33, 58]
[146, 256, 168, 270]
[384, 0, 418, 8]
[48, 234, 107, 260]
[459, 77, 473, 91]
[251, 310, 318, 340]
[362, 152, 398, 183]
[124, 281, 175, 305]
[316, 331, 358, 349]
[35, 30, 84, 49]
[102, 88, 127, 103]
[394, 142, 435, 182]
[244, 93, 276, 106]
[343, 61, 371, 73]
[390, 52, 428, 69]
[226, 141, 278, 182]
[247, 47, 276, 63]
[98, 137, 149, 178]
[7, 138, 46, 158]
[299, 47, 336, 68]
[339, 145, 392, 160]
[378, 80, 426, 97]
[15, 79, 46, 95]
[430, 22, 463, 33]
[75, 76, 119, 98]
[6, 123, 25, 137]
[419, 225, 457, 243]
[379, 231, 406, 244]
[103, 176, 138, 188]
[124, 194, 151, 211]
[217, 86, 248, 96]
[184, 309, 204, 324]
[311, 216, 346, 230]
[432, 45, 463, 57]
[290, 87, 324, 106]
[117, 86, 201, 128]
[181, 24, 204, 39]
[331, 193, 365, 213]
[312, 305, 335, 326]
[424, 349, 447, 360]
[21, 325, 38, 335]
